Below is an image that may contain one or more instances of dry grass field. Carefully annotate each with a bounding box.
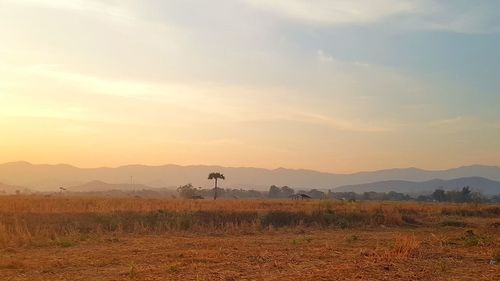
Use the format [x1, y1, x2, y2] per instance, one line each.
[0, 196, 499, 280]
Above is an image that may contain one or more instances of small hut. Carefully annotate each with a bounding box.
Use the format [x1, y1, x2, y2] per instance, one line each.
[290, 193, 312, 200]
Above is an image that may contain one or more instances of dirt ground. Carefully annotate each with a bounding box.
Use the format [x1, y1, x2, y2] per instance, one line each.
[1, 226, 498, 281]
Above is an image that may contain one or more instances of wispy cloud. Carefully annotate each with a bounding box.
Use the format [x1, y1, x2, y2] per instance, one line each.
[244, 0, 417, 25]
[398, 1, 500, 34]
[427, 116, 480, 134]
[7, 0, 134, 23]
[292, 112, 393, 132]
[248, 110, 393, 133]
[316, 49, 335, 63]
[429, 116, 466, 128]
[27, 64, 163, 99]
[28, 63, 393, 133]
[244, 0, 500, 34]
[17, 64, 294, 123]
[0, 104, 86, 121]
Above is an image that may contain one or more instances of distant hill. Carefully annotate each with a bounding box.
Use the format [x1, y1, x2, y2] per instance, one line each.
[69, 180, 155, 192]
[63, 180, 175, 198]
[1, 161, 500, 192]
[334, 177, 500, 195]
[63, 189, 174, 198]
[0, 182, 33, 194]
[0, 182, 31, 194]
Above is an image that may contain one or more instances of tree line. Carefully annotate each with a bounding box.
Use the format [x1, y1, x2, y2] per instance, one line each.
[177, 183, 500, 203]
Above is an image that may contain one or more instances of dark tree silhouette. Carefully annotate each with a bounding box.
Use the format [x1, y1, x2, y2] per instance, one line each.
[432, 188, 446, 202]
[268, 185, 281, 198]
[461, 186, 471, 202]
[208, 172, 225, 200]
[176, 183, 198, 199]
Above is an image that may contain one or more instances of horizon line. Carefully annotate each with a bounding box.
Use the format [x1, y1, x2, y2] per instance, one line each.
[1, 161, 498, 176]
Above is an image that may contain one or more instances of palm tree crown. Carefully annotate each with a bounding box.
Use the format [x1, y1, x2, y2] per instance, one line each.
[208, 172, 225, 200]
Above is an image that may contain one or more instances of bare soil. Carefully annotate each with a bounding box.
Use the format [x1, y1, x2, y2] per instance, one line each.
[1, 226, 498, 281]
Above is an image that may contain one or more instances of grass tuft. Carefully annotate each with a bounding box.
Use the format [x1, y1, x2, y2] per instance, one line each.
[448, 230, 493, 246]
[440, 220, 468, 227]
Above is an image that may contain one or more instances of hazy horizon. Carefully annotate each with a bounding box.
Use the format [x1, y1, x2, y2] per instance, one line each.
[2, 1, 500, 173]
[2, 160, 499, 174]
[3, 159, 500, 195]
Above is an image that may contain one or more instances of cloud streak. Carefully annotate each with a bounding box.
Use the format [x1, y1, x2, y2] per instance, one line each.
[244, 0, 417, 25]
[6, 0, 134, 23]
[244, 0, 500, 34]
[293, 112, 393, 132]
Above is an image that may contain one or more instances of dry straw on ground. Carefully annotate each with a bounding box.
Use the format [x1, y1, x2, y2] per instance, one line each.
[1, 196, 499, 248]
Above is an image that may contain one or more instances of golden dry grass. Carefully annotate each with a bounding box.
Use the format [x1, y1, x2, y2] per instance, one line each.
[0, 195, 498, 214]
[1, 196, 500, 248]
[0, 196, 499, 280]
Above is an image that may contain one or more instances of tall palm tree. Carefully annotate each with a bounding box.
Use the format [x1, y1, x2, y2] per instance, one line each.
[208, 172, 225, 200]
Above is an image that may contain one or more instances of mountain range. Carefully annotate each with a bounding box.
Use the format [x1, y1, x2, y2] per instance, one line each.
[1, 162, 500, 193]
[334, 177, 500, 195]
[68, 180, 154, 192]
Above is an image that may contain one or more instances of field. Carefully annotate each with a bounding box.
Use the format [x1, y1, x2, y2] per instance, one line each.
[0, 196, 499, 280]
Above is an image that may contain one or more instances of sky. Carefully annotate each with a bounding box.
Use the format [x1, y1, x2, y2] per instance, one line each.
[1, 0, 500, 173]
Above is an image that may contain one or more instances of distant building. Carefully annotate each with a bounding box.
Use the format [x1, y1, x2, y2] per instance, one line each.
[290, 193, 312, 200]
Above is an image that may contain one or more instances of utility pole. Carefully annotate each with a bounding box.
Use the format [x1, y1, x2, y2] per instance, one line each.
[130, 176, 136, 193]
